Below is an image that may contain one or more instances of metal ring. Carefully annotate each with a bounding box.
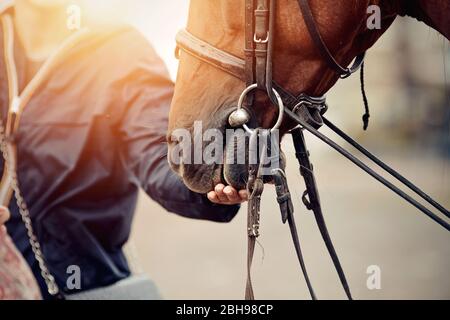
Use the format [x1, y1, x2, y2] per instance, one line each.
[237, 84, 284, 134]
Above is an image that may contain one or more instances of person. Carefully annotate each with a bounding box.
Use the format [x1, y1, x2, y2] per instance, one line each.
[0, 0, 247, 299]
[0, 206, 41, 299]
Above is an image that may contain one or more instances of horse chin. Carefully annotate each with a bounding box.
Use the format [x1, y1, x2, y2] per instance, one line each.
[177, 163, 223, 194]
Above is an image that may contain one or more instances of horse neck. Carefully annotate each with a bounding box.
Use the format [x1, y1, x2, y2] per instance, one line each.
[398, 0, 449, 40]
[354, 0, 448, 61]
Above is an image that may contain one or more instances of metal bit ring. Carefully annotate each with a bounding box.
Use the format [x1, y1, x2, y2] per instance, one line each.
[236, 84, 284, 134]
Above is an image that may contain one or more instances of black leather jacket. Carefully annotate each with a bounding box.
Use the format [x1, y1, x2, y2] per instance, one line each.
[0, 18, 239, 298]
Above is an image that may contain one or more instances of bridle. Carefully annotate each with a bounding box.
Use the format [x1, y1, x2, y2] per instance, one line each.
[176, 0, 366, 130]
[175, 0, 450, 300]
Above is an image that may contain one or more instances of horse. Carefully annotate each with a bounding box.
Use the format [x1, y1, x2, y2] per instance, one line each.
[167, 0, 449, 300]
[167, 0, 449, 194]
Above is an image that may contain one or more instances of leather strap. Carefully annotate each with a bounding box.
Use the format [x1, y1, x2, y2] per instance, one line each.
[297, 0, 365, 78]
[244, 0, 256, 87]
[245, 194, 260, 300]
[245, 129, 266, 300]
[265, 0, 275, 97]
[286, 108, 450, 231]
[323, 118, 450, 218]
[176, 30, 246, 81]
[292, 128, 353, 300]
[273, 169, 316, 300]
[254, 0, 269, 89]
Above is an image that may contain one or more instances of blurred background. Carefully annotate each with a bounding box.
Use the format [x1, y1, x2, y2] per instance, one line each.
[84, 1, 449, 299]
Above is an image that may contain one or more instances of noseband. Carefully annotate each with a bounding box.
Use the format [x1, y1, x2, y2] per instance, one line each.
[175, 0, 450, 300]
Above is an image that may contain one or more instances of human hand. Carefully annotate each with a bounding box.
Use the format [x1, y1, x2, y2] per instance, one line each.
[207, 184, 248, 205]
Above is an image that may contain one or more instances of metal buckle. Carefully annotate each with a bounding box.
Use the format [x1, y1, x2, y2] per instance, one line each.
[254, 31, 269, 44]
[248, 224, 260, 238]
[339, 68, 353, 79]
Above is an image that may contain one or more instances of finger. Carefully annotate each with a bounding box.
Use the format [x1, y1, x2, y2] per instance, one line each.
[238, 190, 249, 201]
[207, 191, 220, 204]
[0, 206, 10, 225]
[214, 184, 228, 203]
[223, 186, 240, 203]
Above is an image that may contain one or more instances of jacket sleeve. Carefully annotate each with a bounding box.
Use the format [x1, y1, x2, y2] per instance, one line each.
[116, 35, 239, 223]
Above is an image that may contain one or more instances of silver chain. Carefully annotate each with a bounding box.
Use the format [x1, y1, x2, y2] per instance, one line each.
[0, 119, 60, 297]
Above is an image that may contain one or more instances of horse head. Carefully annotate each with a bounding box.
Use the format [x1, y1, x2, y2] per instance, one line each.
[167, 0, 444, 193]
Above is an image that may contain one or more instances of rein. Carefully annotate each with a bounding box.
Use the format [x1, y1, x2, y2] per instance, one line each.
[175, 0, 450, 300]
